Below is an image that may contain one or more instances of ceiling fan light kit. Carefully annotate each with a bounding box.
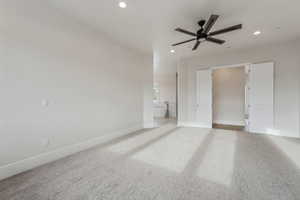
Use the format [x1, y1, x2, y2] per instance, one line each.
[173, 15, 242, 51]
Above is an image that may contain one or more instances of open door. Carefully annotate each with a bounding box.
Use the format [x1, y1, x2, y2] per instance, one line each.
[196, 69, 212, 128]
[248, 62, 274, 134]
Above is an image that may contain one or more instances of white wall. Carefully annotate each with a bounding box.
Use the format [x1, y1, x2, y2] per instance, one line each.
[213, 67, 245, 126]
[154, 75, 177, 118]
[178, 40, 300, 138]
[153, 51, 177, 119]
[143, 57, 154, 128]
[158, 78, 176, 103]
[0, 0, 153, 179]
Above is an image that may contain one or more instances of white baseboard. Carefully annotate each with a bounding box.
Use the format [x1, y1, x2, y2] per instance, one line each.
[0, 124, 142, 181]
[249, 128, 300, 138]
[143, 121, 154, 128]
[213, 120, 245, 126]
[178, 121, 212, 128]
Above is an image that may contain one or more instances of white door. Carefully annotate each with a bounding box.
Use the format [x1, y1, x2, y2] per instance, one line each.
[248, 62, 274, 134]
[196, 69, 212, 128]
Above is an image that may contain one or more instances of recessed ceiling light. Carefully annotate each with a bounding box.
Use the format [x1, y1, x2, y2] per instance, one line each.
[119, 1, 127, 8]
[170, 49, 175, 53]
[253, 30, 261, 36]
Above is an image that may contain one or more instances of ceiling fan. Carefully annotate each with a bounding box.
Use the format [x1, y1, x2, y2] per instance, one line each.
[172, 14, 242, 51]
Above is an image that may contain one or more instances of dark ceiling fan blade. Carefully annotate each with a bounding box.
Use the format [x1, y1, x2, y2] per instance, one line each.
[209, 24, 242, 36]
[206, 37, 225, 44]
[203, 15, 219, 34]
[192, 41, 201, 51]
[175, 28, 197, 37]
[172, 38, 196, 46]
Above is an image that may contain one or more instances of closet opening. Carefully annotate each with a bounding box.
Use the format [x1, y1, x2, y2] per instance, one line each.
[212, 66, 247, 131]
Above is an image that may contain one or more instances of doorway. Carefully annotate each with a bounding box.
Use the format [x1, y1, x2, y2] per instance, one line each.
[193, 62, 274, 134]
[212, 66, 246, 131]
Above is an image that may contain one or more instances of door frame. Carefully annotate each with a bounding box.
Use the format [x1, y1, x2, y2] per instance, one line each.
[176, 73, 178, 122]
[211, 63, 251, 130]
[177, 61, 275, 133]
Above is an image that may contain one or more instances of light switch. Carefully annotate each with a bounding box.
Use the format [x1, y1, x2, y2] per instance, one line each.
[41, 99, 49, 107]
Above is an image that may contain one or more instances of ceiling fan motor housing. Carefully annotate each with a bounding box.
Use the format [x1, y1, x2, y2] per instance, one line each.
[197, 31, 207, 40]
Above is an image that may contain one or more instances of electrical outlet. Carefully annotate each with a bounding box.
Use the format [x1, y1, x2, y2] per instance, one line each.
[41, 99, 49, 107]
[41, 138, 50, 147]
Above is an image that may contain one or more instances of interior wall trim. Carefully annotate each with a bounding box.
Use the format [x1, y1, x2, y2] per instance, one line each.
[0, 123, 143, 181]
[177, 121, 212, 128]
[212, 120, 245, 126]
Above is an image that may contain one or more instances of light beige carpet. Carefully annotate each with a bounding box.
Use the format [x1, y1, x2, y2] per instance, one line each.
[1, 124, 300, 200]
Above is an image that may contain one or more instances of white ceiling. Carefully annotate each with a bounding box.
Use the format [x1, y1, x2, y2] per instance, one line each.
[50, 0, 300, 75]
